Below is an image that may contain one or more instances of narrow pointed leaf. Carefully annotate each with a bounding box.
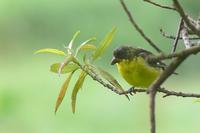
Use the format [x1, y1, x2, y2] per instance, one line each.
[34, 48, 66, 56]
[71, 71, 87, 114]
[97, 67, 129, 100]
[55, 72, 74, 114]
[80, 37, 96, 46]
[92, 27, 117, 60]
[58, 56, 74, 76]
[79, 44, 96, 51]
[76, 44, 97, 56]
[97, 67, 123, 91]
[75, 37, 96, 55]
[68, 31, 80, 50]
[50, 63, 79, 74]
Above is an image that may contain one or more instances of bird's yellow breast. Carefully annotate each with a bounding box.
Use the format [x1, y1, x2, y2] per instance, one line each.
[116, 57, 162, 88]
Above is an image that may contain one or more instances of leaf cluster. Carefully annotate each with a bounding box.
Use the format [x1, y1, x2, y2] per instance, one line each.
[35, 27, 126, 113]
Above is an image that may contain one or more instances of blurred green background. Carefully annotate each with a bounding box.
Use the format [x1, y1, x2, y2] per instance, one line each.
[1, 0, 200, 133]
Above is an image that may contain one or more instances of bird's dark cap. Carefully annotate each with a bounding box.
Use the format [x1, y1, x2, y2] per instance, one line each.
[111, 46, 133, 65]
[113, 46, 136, 59]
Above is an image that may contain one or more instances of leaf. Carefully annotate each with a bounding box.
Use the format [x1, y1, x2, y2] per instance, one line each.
[75, 37, 96, 56]
[34, 48, 66, 56]
[68, 31, 80, 50]
[80, 37, 96, 46]
[92, 27, 117, 61]
[97, 67, 123, 91]
[75, 44, 97, 56]
[79, 44, 97, 51]
[58, 56, 74, 76]
[96, 66, 129, 100]
[71, 71, 87, 114]
[55, 72, 74, 114]
[76, 44, 97, 56]
[50, 63, 79, 74]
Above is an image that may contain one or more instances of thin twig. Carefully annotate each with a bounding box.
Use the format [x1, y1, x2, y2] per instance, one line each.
[160, 88, 200, 98]
[149, 45, 200, 61]
[171, 18, 184, 53]
[144, 0, 176, 10]
[120, 87, 200, 98]
[160, 29, 200, 40]
[120, 0, 162, 53]
[173, 0, 200, 37]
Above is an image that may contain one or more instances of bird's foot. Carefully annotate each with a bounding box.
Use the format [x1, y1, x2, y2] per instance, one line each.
[129, 87, 136, 95]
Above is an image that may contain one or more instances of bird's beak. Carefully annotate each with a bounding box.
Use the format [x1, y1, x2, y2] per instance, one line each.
[110, 57, 119, 65]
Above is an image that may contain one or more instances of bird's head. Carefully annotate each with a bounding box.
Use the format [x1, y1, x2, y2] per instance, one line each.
[111, 46, 138, 65]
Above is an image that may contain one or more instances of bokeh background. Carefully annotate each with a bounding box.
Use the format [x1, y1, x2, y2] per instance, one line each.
[1, 0, 200, 133]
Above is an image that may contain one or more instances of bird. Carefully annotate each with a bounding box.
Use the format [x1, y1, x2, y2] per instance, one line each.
[110, 46, 165, 88]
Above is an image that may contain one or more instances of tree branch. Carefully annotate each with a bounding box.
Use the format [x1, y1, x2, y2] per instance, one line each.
[149, 91, 156, 133]
[160, 88, 200, 98]
[120, 87, 200, 98]
[173, 0, 200, 37]
[119, 0, 162, 53]
[171, 18, 183, 53]
[144, 0, 176, 10]
[149, 45, 200, 61]
[160, 28, 200, 40]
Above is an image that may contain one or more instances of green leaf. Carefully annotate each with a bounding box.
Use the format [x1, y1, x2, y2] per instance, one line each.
[68, 31, 80, 50]
[80, 44, 96, 50]
[92, 27, 117, 60]
[75, 37, 96, 56]
[97, 67, 123, 91]
[50, 63, 79, 74]
[94, 66, 129, 100]
[34, 48, 66, 56]
[58, 56, 75, 76]
[55, 72, 74, 114]
[75, 44, 97, 56]
[71, 71, 87, 114]
[80, 37, 96, 46]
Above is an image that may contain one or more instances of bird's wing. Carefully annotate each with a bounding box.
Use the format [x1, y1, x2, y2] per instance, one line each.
[136, 48, 166, 70]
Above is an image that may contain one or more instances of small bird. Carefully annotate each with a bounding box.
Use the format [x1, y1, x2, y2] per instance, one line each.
[111, 46, 165, 88]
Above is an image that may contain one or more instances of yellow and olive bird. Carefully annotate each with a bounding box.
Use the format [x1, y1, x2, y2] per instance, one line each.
[111, 46, 165, 88]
